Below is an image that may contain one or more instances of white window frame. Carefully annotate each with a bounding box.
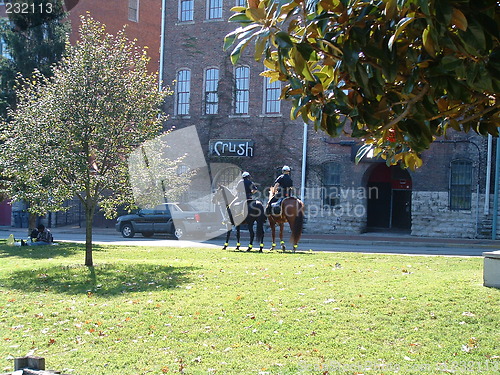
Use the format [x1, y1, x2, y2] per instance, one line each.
[176, 69, 191, 116]
[207, 0, 223, 20]
[263, 75, 281, 115]
[234, 65, 250, 115]
[204, 67, 219, 115]
[179, 0, 194, 22]
[322, 163, 341, 208]
[449, 159, 473, 211]
[128, 0, 139, 22]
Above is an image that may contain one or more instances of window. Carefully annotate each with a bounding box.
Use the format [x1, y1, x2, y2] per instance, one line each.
[234, 66, 249, 115]
[215, 167, 241, 190]
[264, 75, 281, 114]
[322, 163, 341, 207]
[176, 69, 191, 116]
[450, 160, 472, 210]
[179, 0, 194, 22]
[207, 0, 222, 19]
[204, 68, 219, 115]
[235, 0, 246, 6]
[128, 0, 139, 22]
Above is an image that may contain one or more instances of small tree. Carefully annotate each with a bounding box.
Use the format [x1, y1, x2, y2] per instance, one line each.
[225, 0, 499, 169]
[0, 0, 69, 116]
[0, 17, 172, 266]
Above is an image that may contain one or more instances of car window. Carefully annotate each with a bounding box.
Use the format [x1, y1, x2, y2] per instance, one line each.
[140, 209, 155, 215]
[168, 205, 180, 212]
[177, 203, 196, 211]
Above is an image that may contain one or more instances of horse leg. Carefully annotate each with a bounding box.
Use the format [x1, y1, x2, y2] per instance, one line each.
[257, 219, 264, 252]
[222, 228, 231, 250]
[270, 221, 276, 251]
[289, 217, 298, 253]
[247, 221, 255, 252]
[279, 223, 286, 251]
[236, 226, 241, 250]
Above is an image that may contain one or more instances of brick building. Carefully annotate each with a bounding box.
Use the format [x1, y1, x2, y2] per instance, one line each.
[160, 0, 497, 239]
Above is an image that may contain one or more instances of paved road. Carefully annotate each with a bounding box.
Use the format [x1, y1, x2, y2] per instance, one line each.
[2, 226, 496, 257]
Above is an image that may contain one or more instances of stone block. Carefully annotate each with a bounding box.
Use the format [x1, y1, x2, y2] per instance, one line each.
[483, 251, 500, 288]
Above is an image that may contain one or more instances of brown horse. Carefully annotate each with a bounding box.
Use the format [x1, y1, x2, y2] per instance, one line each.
[268, 195, 305, 252]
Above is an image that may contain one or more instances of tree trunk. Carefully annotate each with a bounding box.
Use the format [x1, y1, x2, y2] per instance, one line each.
[84, 204, 95, 267]
[28, 212, 37, 236]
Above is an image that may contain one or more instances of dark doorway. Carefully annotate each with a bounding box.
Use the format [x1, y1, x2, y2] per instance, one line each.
[366, 164, 412, 231]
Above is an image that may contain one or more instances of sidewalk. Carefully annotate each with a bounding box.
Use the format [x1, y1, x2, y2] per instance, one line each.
[1, 225, 499, 250]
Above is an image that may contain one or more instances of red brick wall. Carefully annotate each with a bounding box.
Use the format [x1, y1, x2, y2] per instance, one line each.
[67, 0, 161, 74]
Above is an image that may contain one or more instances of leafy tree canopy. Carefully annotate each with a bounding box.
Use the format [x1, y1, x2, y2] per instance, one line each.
[0, 16, 172, 266]
[225, 0, 499, 169]
[0, 0, 69, 116]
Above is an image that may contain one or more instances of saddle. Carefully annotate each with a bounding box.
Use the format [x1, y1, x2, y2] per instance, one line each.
[270, 198, 286, 215]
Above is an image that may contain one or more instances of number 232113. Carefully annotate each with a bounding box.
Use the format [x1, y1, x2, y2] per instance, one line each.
[5, 2, 54, 14]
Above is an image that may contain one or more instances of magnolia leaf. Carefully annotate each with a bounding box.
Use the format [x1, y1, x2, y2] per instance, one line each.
[384, 0, 397, 19]
[451, 8, 468, 31]
[355, 143, 374, 164]
[246, 7, 266, 22]
[422, 26, 436, 57]
[388, 17, 415, 51]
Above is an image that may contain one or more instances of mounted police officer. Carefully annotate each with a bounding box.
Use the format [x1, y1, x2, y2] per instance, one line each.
[237, 171, 258, 201]
[266, 165, 294, 215]
[232, 171, 259, 219]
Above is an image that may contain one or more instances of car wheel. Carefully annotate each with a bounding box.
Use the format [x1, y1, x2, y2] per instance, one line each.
[121, 224, 135, 238]
[173, 225, 185, 240]
[141, 232, 154, 238]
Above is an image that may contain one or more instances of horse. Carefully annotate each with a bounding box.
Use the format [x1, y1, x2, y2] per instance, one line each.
[212, 185, 266, 252]
[267, 191, 304, 252]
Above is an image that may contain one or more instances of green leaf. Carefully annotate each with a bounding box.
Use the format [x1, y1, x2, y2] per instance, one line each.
[435, 0, 453, 26]
[422, 26, 436, 57]
[388, 17, 415, 51]
[223, 34, 237, 51]
[274, 31, 294, 48]
[228, 13, 252, 23]
[355, 143, 374, 164]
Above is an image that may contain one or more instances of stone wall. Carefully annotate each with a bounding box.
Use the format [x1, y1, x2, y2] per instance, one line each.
[411, 191, 481, 238]
[303, 186, 367, 235]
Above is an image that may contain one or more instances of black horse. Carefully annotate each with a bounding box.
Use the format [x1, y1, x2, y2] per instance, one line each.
[212, 185, 266, 252]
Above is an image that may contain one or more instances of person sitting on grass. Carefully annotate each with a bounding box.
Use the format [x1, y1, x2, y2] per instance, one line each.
[21, 224, 53, 246]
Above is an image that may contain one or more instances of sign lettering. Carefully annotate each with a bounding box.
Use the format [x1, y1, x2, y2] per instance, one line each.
[209, 139, 254, 157]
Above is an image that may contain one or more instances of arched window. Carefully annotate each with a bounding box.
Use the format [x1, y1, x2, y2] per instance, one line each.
[234, 66, 250, 115]
[207, 0, 222, 19]
[204, 68, 219, 115]
[176, 69, 191, 116]
[179, 0, 194, 22]
[264, 75, 281, 114]
[214, 167, 241, 190]
[322, 163, 341, 207]
[450, 159, 472, 210]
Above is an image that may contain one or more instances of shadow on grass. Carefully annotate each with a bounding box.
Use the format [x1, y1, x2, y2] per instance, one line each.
[1, 263, 197, 296]
[0, 243, 106, 260]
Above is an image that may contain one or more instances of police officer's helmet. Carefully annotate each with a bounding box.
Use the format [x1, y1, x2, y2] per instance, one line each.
[242, 171, 250, 178]
[282, 165, 291, 172]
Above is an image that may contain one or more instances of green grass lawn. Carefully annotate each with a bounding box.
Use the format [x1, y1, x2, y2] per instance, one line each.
[0, 242, 499, 374]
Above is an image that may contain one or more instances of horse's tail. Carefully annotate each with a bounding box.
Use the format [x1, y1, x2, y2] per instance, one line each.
[291, 200, 304, 245]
